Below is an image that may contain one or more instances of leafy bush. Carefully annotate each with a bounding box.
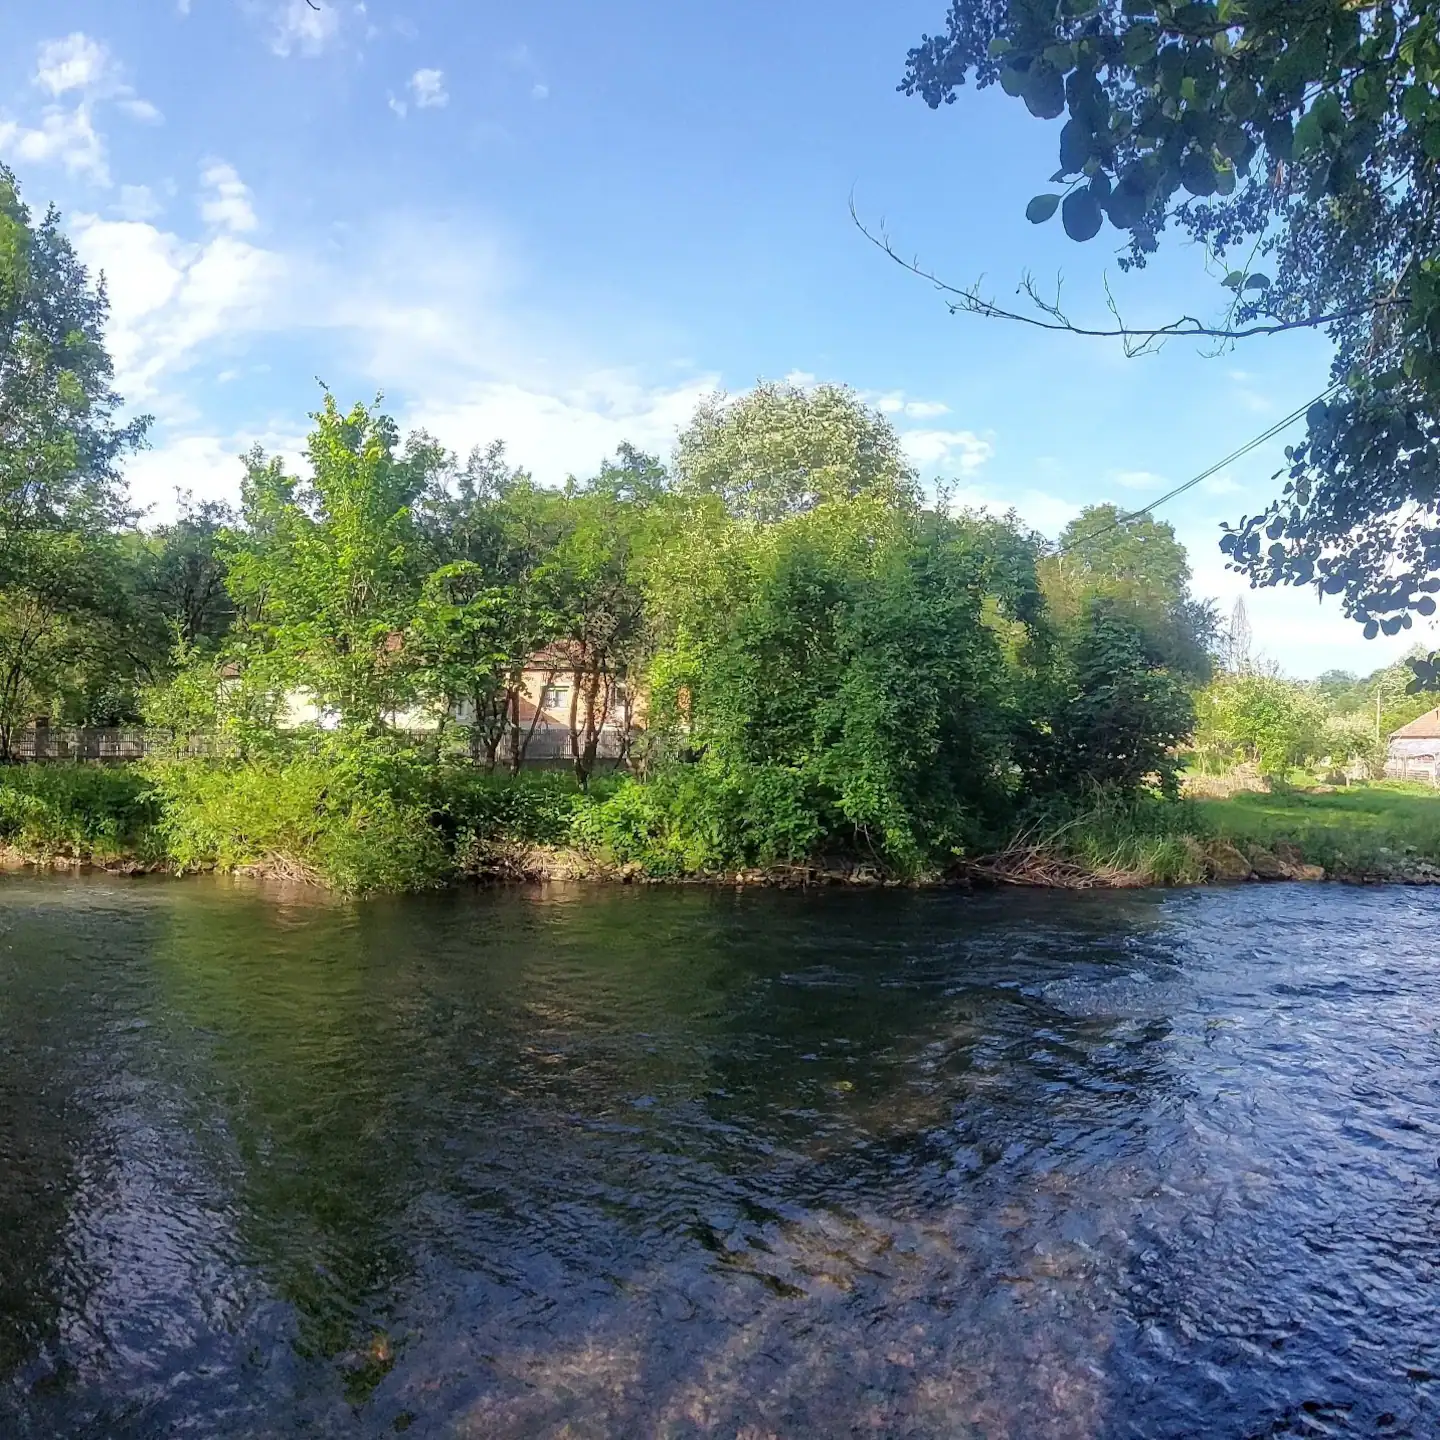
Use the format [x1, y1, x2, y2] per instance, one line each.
[0, 765, 162, 860]
[570, 762, 830, 876]
[147, 735, 450, 893]
[436, 767, 591, 848]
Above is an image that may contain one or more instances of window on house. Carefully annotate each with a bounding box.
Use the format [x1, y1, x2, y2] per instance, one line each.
[541, 685, 569, 710]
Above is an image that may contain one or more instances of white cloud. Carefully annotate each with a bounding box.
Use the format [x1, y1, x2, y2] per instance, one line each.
[1201, 473, 1243, 497]
[406, 375, 717, 485]
[1, 34, 163, 184]
[409, 69, 449, 109]
[0, 105, 108, 183]
[870, 390, 950, 419]
[271, 0, 341, 57]
[198, 161, 258, 233]
[388, 94, 408, 120]
[118, 97, 163, 124]
[71, 213, 287, 403]
[532, 83, 550, 101]
[1112, 469, 1166, 491]
[946, 483, 1081, 536]
[114, 184, 163, 221]
[124, 428, 305, 518]
[900, 427, 994, 475]
[36, 33, 113, 96]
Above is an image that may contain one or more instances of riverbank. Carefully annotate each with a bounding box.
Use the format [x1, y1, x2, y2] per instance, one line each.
[4, 764, 1439, 893]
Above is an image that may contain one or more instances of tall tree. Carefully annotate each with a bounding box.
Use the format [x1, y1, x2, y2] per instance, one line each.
[1045, 505, 1218, 682]
[674, 381, 919, 523]
[221, 397, 443, 731]
[539, 446, 665, 784]
[0, 167, 148, 752]
[900, 2, 1440, 674]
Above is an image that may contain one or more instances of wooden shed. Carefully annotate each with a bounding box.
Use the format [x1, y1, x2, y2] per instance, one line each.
[1387, 708, 1440, 785]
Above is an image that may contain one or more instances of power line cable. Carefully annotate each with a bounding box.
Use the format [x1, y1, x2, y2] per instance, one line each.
[1056, 380, 1344, 555]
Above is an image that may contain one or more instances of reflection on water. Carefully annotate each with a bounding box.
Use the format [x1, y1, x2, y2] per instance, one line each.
[1, 877, 1438, 1437]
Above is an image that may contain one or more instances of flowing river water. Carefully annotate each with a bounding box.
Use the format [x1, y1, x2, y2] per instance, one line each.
[1, 876, 1439, 1438]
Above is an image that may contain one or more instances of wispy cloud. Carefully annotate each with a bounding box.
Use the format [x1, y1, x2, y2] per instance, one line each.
[115, 183, 163, 221]
[0, 32, 164, 184]
[409, 68, 449, 110]
[198, 160, 258, 234]
[0, 105, 108, 183]
[900, 427, 994, 475]
[118, 97, 163, 124]
[870, 389, 951, 420]
[946, 483, 1081, 536]
[36, 33, 113, 95]
[270, 0, 342, 58]
[1202, 473, 1243, 496]
[1111, 469, 1166, 491]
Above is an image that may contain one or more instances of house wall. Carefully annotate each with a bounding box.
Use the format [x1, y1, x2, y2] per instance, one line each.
[1386, 737, 1440, 784]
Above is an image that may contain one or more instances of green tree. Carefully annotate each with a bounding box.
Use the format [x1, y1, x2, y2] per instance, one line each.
[408, 561, 553, 769]
[539, 446, 665, 785]
[139, 497, 236, 650]
[0, 168, 149, 750]
[220, 397, 443, 733]
[674, 381, 919, 523]
[1046, 506, 1218, 682]
[901, 2, 1440, 668]
[1021, 602, 1197, 799]
[1196, 672, 1327, 779]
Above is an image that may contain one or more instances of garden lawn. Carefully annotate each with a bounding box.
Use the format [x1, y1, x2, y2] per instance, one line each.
[1194, 783, 1440, 873]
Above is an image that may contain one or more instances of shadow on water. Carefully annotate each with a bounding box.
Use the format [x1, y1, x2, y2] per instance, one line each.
[2, 876, 1440, 1436]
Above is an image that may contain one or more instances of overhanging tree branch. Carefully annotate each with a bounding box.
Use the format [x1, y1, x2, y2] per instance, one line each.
[851, 201, 1408, 357]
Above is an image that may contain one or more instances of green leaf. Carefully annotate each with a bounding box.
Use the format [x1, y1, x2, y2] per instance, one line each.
[1214, 161, 1236, 195]
[1104, 177, 1150, 229]
[1224, 80, 1259, 121]
[1401, 85, 1431, 126]
[1026, 193, 1062, 224]
[1262, 115, 1294, 160]
[999, 65, 1029, 98]
[1062, 188, 1104, 241]
[1243, 273, 1271, 292]
[1222, 270, 1245, 289]
[1122, 22, 1160, 66]
[1180, 147, 1218, 196]
[1059, 118, 1092, 173]
[1042, 42, 1076, 71]
[1425, 122, 1440, 162]
[1293, 111, 1325, 158]
[1021, 64, 1067, 120]
[987, 37, 1012, 59]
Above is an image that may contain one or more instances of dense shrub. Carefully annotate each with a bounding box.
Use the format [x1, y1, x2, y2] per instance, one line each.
[0, 765, 161, 860]
[147, 736, 451, 893]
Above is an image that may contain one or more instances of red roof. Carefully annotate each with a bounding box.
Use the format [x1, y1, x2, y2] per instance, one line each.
[1391, 707, 1440, 741]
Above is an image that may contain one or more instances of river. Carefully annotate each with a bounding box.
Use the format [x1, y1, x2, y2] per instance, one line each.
[1, 876, 1438, 1438]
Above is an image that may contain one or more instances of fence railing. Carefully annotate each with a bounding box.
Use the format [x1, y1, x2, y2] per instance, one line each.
[3, 722, 634, 767]
[3, 727, 218, 762]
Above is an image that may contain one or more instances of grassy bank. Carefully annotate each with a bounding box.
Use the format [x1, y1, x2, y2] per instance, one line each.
[1194, 783, 1440, 882]
[3, 760, 1439, 894]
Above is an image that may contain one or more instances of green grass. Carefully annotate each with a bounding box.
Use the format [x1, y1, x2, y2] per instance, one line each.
[1195, 782, 1440, 873]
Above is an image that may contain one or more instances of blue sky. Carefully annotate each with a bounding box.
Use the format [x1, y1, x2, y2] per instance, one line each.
[2, 0, 1431, 677]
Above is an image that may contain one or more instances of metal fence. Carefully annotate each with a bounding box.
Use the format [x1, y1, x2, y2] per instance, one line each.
[4, 722, 633, 767]
[4, 727, 218, 762]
